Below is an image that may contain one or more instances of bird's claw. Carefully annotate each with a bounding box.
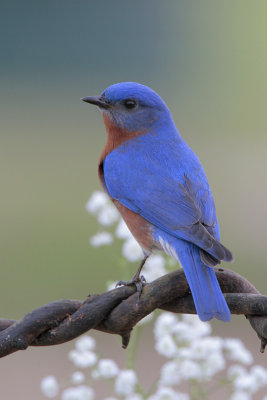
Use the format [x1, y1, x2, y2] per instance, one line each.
[116, 275, 146, 297]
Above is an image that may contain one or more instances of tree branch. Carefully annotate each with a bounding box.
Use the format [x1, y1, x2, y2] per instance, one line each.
[0, 267, 267, 358]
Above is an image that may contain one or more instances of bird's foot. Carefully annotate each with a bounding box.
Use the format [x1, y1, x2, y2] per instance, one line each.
[116, 275, 146, 296]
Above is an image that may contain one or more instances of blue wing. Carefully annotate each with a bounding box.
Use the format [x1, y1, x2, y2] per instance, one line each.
[103, 133, 232, 263]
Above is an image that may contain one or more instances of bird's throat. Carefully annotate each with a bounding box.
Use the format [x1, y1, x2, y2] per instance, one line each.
[99, 113, 143, 163]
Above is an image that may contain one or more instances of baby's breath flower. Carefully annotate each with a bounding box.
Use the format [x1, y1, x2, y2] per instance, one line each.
[86, 191, 109, 214]
[179, 359, 203, 381]
[203, 351, 226, 378]
[75, 336, 96, 352]
[154, 312, 178, 340]
[155, 334, 178, 358]
[115, 219, 132, 239]
[229, 392, 252, 400]
[143, 254, 167, 281]
[159, 361, 181, 386]
[122, 238, 143, 262]
[98, 204, 120, 226]
[61, 385, 94, 400]
[176, 347, 193, 360]
[40, 376, 59, 398]
[126, 394, 143, 400]
[181, 314, 212, 337]
[68, 350, 97, 369]
[148, 387, 189, 400]
[224, 338, 253, 365]
[114, 369, 137, 396]
[234, 374, 258, 394]
[228, 365, 247, 381]
[172, 322, 193, 343]
[71, 371, 85, 385]
[90, 232, 113, 247]
[250, 365, 267, 388]
[98, 359, 119, 379]
[145, 253, 165, 269]
[190, 337, 223, 360]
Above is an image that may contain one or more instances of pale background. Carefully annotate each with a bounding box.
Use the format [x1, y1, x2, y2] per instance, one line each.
[1, 1, 267, 398]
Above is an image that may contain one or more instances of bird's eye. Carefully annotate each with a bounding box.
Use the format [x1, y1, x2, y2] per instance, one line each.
[123, 99, 137, 109]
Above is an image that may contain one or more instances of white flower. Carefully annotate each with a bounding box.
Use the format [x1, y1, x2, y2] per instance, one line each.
[98, 204, 120, 226]
[155, 334, 178, 358]
[159, 361, 181, 386]
[148, 387, 189, 400]
[230, 392, 252, 400]
[179, 360, 203, 381]
[69, 350, 97, 368]
[71, 372, 85, 384]
[190, 337, 223, 360]
[143, 254, 167, 281]
[86, 191, 109, 214]
[172, 322, 193, 343]
[228, 365, 247, 381]
[250, 365, 267, 387]
[203, 351, 226, 378]
[61, 385, 94, 400]
[181, 314, 212, 337]
[172, 318, 211, 344]
[75, 336, 96, 352]
[40, 376, 59, 398]
[154, 312, 178, 340]
[90, 232, 113, 247]
[145, 254, 165, 270]
[114, 369, 137, 396]
[98, 359, 119, 379]
[122, 238, 143, 262]
[115, 219, 132, 239]
[224, 338, 253, 365]
[234, 374, 258, 394]
[176, 347, 193, 360]
[126, 395, 143, 400]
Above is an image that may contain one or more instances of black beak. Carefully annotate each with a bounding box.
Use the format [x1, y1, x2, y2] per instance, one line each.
[81, 96, 111, 109]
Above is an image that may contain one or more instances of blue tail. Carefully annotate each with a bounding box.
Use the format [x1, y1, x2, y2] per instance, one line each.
[176, 241, 231, 322]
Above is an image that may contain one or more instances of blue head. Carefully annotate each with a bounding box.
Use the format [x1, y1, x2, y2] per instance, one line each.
[82, 82, 173, 132]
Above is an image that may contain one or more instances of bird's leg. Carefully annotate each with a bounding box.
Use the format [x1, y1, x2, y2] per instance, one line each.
[116, 255, 149, 295]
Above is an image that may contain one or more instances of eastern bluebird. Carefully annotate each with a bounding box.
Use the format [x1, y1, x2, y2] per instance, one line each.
[82, 82, 233, 322]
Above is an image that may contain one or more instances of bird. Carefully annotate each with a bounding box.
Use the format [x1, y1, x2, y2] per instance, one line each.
[82, 82, 233, 322]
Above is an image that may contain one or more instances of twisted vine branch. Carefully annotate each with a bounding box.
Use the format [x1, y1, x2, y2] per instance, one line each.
[1, 267, 267, 359]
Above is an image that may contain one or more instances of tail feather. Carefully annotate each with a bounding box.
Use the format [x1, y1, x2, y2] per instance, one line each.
[177, 242, 231, 322]
[186, 222, 233, 264]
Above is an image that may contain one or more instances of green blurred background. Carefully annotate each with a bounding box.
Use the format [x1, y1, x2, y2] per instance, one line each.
[1, 1, 266, 398]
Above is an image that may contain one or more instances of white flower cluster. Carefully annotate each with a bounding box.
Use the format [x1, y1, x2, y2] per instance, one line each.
[153, 312, 267, 399]
[86, 191, 145, 263]
[41, 327, 267, 400]
[41, 335, 141, 400]
[68, 335, 98, 369]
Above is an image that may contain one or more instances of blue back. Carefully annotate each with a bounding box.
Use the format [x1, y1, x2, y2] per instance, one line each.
[104, 127, 220, 243]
